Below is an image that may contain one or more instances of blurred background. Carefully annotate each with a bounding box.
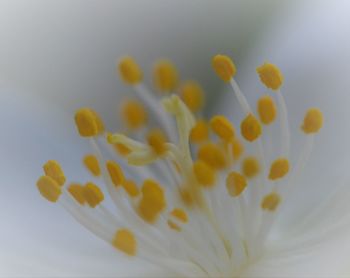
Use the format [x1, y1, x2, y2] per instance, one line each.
[1, 0, 350, 276]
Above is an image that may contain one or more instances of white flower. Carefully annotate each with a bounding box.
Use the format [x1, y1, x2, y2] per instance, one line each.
[2, 0, 350, 277]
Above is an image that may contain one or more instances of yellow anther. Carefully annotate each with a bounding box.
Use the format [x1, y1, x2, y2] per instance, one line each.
[106, 160, 125, 187]
[74, 108, 104, 137]
[179, 189, 194, 207]
[83, 182, 104, 208]
[83, 155, 101, 177]
[269, 158, 290, 180]
[256, 62, 284, 90]
[122, 179, 140, 197]
[153, 60, 178, 92]
[193, 160, 216, 187]
[170, 208, 188, 223]
[212, 54, 237, 82]
[190, 120, 209, 144]
[121, 99, 148, 129]
[242, 157, 260, 178]
[257, 95, 277, 125]
[37, 175, 62, 203]
[168, 208, 188, 232]
[261, 192, 281, 211]
[138, 179, 166, 223]
[226, 172, 247, 197]
[43, 160, 66, 186]
[118, 56, 143, 85]
[301, 108, 323, 134]
[231, 138, 244, 160]
[147, 129, 168, 155]
[68, 183, 86, 205]
[114, 142, 131, 157]
[112, 228, 137, 256]
[180, 81, 204, 112]
[210, 115, 235, 141]
[241, 113, 262, 142]
[197, 142, 227, 170]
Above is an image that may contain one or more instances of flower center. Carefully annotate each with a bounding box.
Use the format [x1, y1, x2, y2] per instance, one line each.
[36, 55, 323, 277]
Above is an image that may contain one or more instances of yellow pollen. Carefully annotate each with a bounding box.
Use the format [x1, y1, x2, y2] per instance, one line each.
[83, 155, 101, 177]
[257, 95, 277, 125]
[242, 157, 260, 178]
[256, 62, 284, 90]
[301, 108, 323, 134]
[170, 208, 188, 223]
[83, 182, 104, 208]
[231, 138, 244, 160]
[118, 56, 143, 85]
[121, 99, 147, 129]
[190, 120, 209, 144]
[68, 183, 86, 205]
[138, 179, 166, 223]
[153, 60, 178, 92]
[193, 160, 216, 187]
[210, 115, 235, 141]
[180, 81, 204, 112]
[226, 172, 247, 197]
[43, 160, 66, 186]
[112, 140, 131, 157]
[74, 108, 104, 137]
[197, 142, 227, 170]
[122, 179, 140, 197]
[261, 192, 281, 211]
[112, 228, 137, 256]
[212, 54, 237, 82]
[36, 175, 62, 203]
[106, 160, 125, 187]
[147, 129, 168, 155]
[269, 158, 290, 180]
[241, 113, 262, 142]
[167, 220, 181, 232]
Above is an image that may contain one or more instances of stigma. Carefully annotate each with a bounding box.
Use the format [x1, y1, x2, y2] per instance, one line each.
[36, 54, 323, 277]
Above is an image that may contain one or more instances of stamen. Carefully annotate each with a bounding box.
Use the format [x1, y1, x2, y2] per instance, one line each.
[197, 142, 227, 170]
[36, 175, 62, 202]
[240, 114, 262, 142]
[138, 179, 166, 223]
[212, 54, 237, 82]
[121, 99, 148, 129]
[83, 155, 101, 177]
[256, 63, 284, 90]
[118, 56, 143, 85]
[113, 142, 131, 157]
[43, 160, 66, 186]
[180, 81, 204, 113]
[106, 160, 125, 187]
[226, 172, 247, 197]
[146, 129, 168, 155]
[74, 108, 104, 137]
[153, 60, 178, 92]
[170, 208, 188, 223]
[193, 160, 217, 187]
[257, 95, 277, 125]
[261, 192, 281, 211]
[268, 158, 290, 180]
[112, 228, 137, 256]
[242, 157, 260, 178]
[190, 120, 209, 144]
[83, 182, 104, 208]
[210, 115, 235, 142]
[231, 138, 244, 160]
[122, 179, 140, 197]
[68, 183, 86, 205]
[301, 108, 324, 134]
